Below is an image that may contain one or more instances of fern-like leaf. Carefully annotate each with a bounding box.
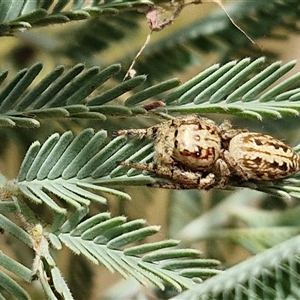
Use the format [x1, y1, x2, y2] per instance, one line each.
[148, 58, 300, 120]
[172, 234, 300, 300]
[0, 62, 146, 127]
[50, 207, 220, 292]
[17, 129, 156, 213]
[0, 0, 151, 36]
[6, 58, 300, 127]
[0, 62, 181, 127]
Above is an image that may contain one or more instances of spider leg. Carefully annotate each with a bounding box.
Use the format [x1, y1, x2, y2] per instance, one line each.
[213, 158, 231, 188]
[115, 124, 160, 138]
[221, 150, 250, 180]
[147, 182, 194, 189]
[219, 119, 232, 132]
[120, 161, 216, 190]
[219, 120, 248, 143]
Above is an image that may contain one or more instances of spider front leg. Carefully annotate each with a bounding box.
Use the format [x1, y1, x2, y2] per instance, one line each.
[116, 123, 160, 139]
[120, 161, 216, 190]
[148, 181, 200, 190]
[219, 120, 248, 145]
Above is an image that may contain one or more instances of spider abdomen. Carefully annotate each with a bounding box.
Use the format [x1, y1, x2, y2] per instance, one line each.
[228, 132, 300, 180]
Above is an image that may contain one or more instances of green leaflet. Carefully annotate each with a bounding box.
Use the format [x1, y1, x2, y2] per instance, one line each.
[0, 271, 30, 300]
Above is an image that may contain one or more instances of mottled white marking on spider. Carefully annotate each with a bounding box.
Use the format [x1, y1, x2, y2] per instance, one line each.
[223, 132, 300, 181]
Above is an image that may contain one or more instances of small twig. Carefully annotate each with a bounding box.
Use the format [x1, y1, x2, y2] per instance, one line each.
[124, 1, 202, 80]
[213, 0, 260, 48]
[124, 33, 151, 80]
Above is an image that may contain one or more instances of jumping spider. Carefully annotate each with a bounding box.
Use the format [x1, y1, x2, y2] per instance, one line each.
[116, 115, 300, 190]
[116, 115, 240, 189]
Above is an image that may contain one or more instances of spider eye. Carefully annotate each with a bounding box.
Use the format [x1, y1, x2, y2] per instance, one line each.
[195, 151, 201, 157]
[194, 134, 200, 141]
[193, 146, 202, 157]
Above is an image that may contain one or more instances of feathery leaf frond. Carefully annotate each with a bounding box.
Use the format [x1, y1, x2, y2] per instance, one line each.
[17, 129, 155, 213]
[52, 208, 220, 291]
[156, 58, 300, 120]
[4, 58, 300, 128]
[0, 62, 145, 127]
[173, 235, 300, 300]
[0, 0, 151, 36]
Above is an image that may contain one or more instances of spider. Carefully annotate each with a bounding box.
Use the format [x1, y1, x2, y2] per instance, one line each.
[116, 115, 300, 190]
[116, 115, 244, 190]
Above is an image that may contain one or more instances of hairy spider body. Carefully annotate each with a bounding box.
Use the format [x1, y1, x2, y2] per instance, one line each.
[116, 114, 300, 190]
[117, 115, 237, 189]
